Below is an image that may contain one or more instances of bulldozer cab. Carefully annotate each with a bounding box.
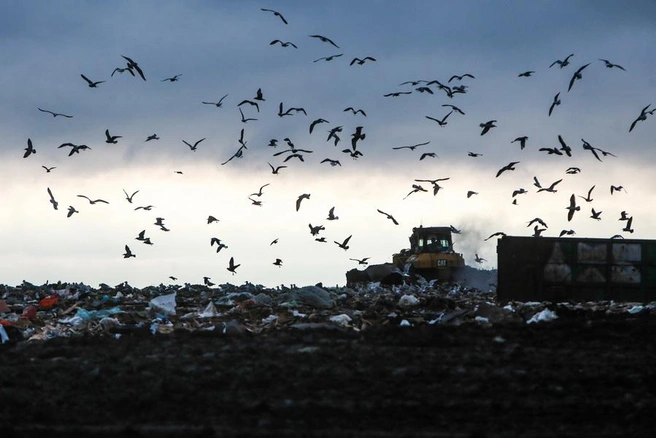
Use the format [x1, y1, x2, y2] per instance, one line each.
[410, 227, 454, 254]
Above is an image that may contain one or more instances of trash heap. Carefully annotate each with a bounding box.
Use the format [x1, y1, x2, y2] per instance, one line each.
[1, 277, 655, 344]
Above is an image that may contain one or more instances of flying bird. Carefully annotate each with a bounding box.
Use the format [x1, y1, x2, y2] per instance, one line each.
[161, 74, 182, 82]
[309, 118, 329, 134]
[425, 111, 452, 127]
[24, 138, 36, 158]
[334, 235, 352, 250]
[67, 206, 78, 218]
[77, 195, 109, 205]
[105, 129, 122, 144]
[566, 194, 580, 221]
[403, 184, 428, 199]
[474, 254, 486, 263]
[296, 193, 310, 211]
[549, 54, 574, 68]
[309, 34, 339, 48]
[599, 59, 626, 70]
[123, 245, 136, 259]
[308, 223, 325, 236]
[42, 166, 56, 173]
[591, 208, 602, 220]
[121, 55, 146, 80]
[202, 94, 228, 107]
[495, 161, 519, 178]
[207, 215, 219, 224]
[479, 120, 497, 135]
[549, 93, 561, 116]
[268, 162, 287, 174]
[485, 232, 506, 241]
[313, 53, 343, 63]
[327, 206, 339, 221]
[183, 138, 206, 151]
[448, 73, 475, 82]
[344, 107, 366, 116]
[273, 259, 283, 267]
[420, 152, 437, 160]
[384, 91, 413, 97]
[349, 257, 370, 266]
[629, 104, 651, 133]
[567, 63, 591, 92]
[47, 187, 58, 210]
[270, 39, 297, 48]
[350, 57, 376, 66]
[622, 216, 634, 233]
[38, 108, 73, 118]
[123, 189, 139, 203]
[111, 67, 134, 77]
[393, 141, 430, 151]
[511, 136, 529, 150]
[559, 229, 576, 237]
[466, 190, 478, 198]
[578, 186, 595, 202]
[145, 134, 160, 142]
[227, 257, 240, 274]
[557, 135, 572, 157]
[518, 71, 535, 77]
[610, 185, 627, 195]
[250, 183, 270, 197]
[260, 8, 288, 24]
[239, 107, 258, 123]
[376, 209, 399, 225]
[80, 74, 105, 88]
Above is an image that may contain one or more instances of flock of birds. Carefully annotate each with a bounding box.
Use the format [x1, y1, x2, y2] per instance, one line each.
[21, 7, 655, 286]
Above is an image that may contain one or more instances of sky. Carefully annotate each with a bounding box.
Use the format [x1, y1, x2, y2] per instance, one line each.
[1, 0, 656, 288]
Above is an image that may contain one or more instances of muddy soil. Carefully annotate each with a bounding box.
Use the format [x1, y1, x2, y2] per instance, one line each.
[1, 312, 655, 437]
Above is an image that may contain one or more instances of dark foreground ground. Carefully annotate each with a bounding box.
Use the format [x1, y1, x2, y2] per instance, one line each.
[1, 310, 655, 438]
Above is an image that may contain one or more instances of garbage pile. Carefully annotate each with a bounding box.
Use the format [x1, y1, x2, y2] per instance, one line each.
[1, 277, 655, 344]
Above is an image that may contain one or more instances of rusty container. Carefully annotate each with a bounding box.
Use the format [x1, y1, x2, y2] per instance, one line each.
[497, 236, 656, 303]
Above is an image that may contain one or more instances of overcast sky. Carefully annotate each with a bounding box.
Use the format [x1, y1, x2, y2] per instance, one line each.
[1, 1, 655, 288]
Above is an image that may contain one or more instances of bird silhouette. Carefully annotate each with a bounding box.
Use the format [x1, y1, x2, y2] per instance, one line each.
[38, 108, 73, 118]
[207, 215, 219, 224]
[123, 189, 139, 203]
[123, 245, 136, 258]
[599, 59, 625, 70]
[393, 141, 429, 151]
[549, 93, 561, 116]
[512, 136, 528, 150]
[344, 107, 366, 116]
[309, 223, 325, 236]
[566, 194, 580, 221]
[425, 111, 452, 127]
[202, 94, 228, 107]
[77, 195, 109, 205]
[334, 235, 352, 250]
[350, 57, 376, 66]
[273, 258, 283, 267]
[474, 254, 486, 263]
[270, 39, 297, 48]
[479, 120, 497, 135]
[268, 162, 287, 174]
[183, 138, 206, 151]
[161, 74, 182, 82]
[629, 104, 651, 133]
[327, 206, 339, 221]
[518, 71, 535, 77]
[24, 138, 36, 158]
[121, 55, 146, 80]
[591, 208, 602, 220]
[227, 257, 240, 274]
[296, 193, 310, 211]
[81, 74, 105, 88]
[105, 129, 122, 144]
[47, 187, 58, 210]
[578, 186, 595, 202]
[376, 209, 399, 225]
[349, 257, 370, 265]
[261, 8, 288, 24]
[309, 34, 339, 48]
[549, 54, 574, 68]
[496, 161, 519, 177]
[313, 53, 343, 63]
[567, 63, 590, 92]
[309, 118, 329, 134]
[145, 134, 159, 142]
[67, 206, 78, 218]
[42, 166, 56, 173]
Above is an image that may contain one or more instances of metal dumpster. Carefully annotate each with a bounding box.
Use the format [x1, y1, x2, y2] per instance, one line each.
[497, 235, 656, 303]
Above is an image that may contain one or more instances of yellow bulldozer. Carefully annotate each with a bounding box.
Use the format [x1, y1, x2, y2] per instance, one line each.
[392, 226, 466, 281]
[345, 226, 466, 286]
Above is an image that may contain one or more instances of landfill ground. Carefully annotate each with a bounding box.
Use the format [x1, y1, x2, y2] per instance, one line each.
[1, 270, 655, 437]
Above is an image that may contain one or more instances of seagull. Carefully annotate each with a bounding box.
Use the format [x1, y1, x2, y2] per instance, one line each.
[549, 54, 574, 68]
[38, 108, 73, 118]
[42, 166, 56, 173]
[327, 207, 339, 221]
[425, 111, 452, 127]
[309, 118, 329, 134]
[591, 208, 602, 220]
[202, 94, 228, 107]
[393, 141, 430, 151]
[250, 183, 270, 197]
[123, 189, 139, 203]
[327, 126, 343, 146]
[203, 277, 215, 287]
[239, 107, 258, 123]
[511, 136, 528, 150]
[111, 67, 134, 77]
[403, 184, 428, 199]
[448, 73, 475, 82]
[420, 153, 437, 160]
[154, 217, 170, 232]
[474, 254, 486, 263]
[136, 230, 152, 244]
[537, 179, 563, 193]
[296, 193, 310, 211]
[321, 158, 342, 166]
[260, 8, 288, 24]
[67, 206, 78, 218]
[468, 152, 483, 157]
[557, 135, 572, 157]
[581, 139, 602, 162]
[161, 74, 182, 82]
[239, 99, 260, 112]
[567, 63, 591, 92]
[485, 232, 506, 241]
[622, 216, 634, 233]
[227, 257, 240, 275]
[268, 162, 287, 174]
[619, 211, 630, 221]
[527, 218, 548, 228]
[145, 134, 159, 142]
[450, 225, 462, 234]
[610, 185, 627, 195]
[80, 74, 105, 88]
[533, 225, 547, 237]
[123, 245, 136, 258]
[566, 167, 581, 174]
[344, 107, 366, 116]
[495, 161, 519, 178]
[134, 205, 155, 211]
[549, 92, 561, 116]
[47, 187, 58, 210]
[466, 190, 478, 198]
[210, 238, 228, 252]
[334, 235, 352, 250]
[270, 238, 279, 245]
[278, 102, 307, 116]
[105, 129, 122, 144]
[414, 178, 449, 196]
[566, 194, 580, 221]
[578, 185, 595, 202]
[442, 104, 465, 115]
[599, 59, 626, 70]
[415, 86, 433, 94]
[512, 188, 528, 197]
[349, 257, 370, 266]
[629, 104, 651, 133]
[349, 57, 376, 66]
[384, 91, 413, 97]
[270, 39, 297, 48]
[77, 195, 109, 205]
[121, 55, 146, 80]
[183, 138, 206, 151]
[24, 138, 36, 158]
[309, 223, 325, 236]
[518, 71, 535, 77]
[207, 215, 219, 224]
[313, 53, 343, 63]
[309, 34, 339, 48]
[479, 120, 497, 135]
[273, 259, 283, 267]
[559, 229, 576, 237]
[376, 209, 399, 225]
[58, 143, 91, 156]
